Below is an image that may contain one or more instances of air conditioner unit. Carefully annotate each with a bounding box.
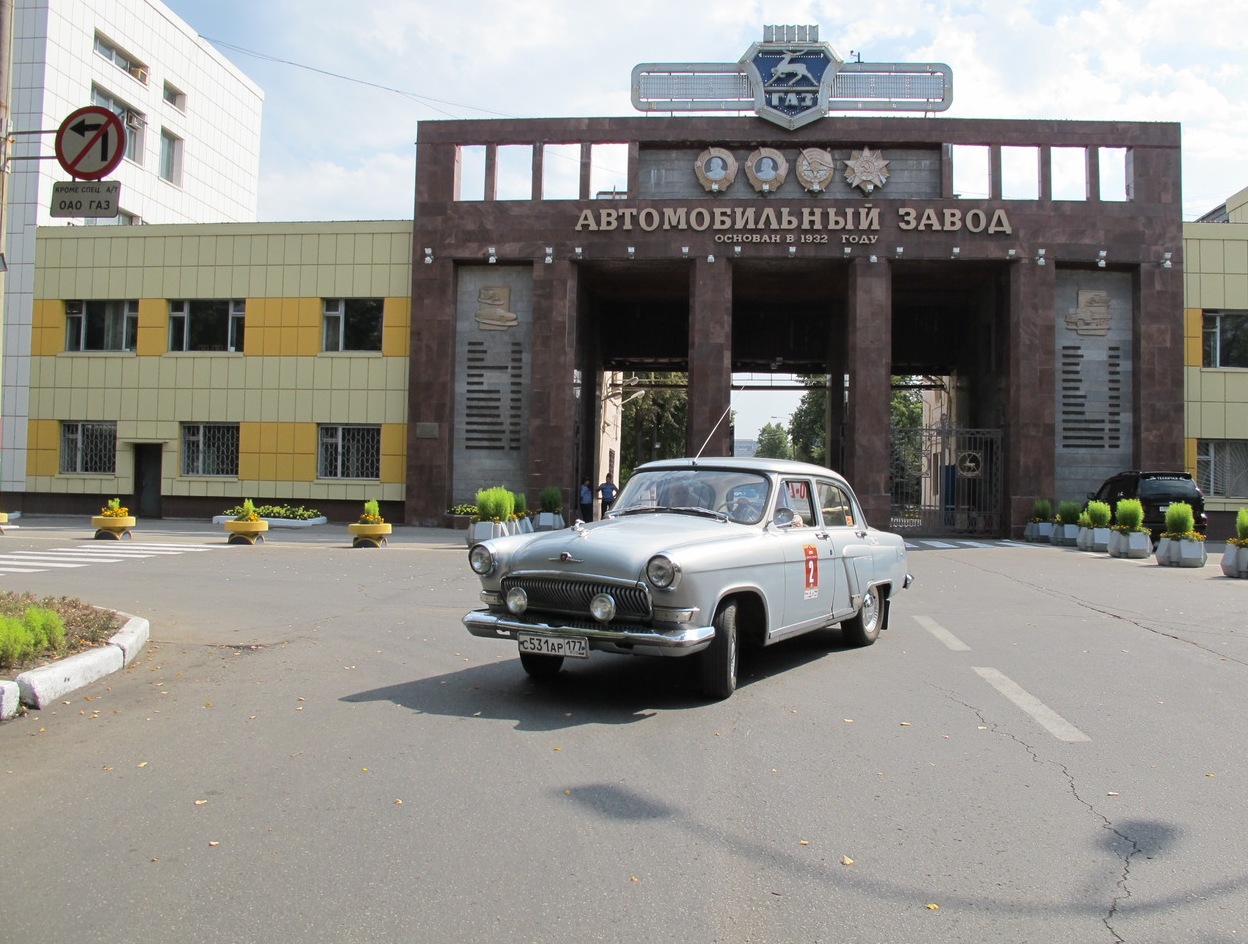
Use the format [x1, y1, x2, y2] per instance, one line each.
[125, 110, 145, 129]
[130, 66, 149, 84]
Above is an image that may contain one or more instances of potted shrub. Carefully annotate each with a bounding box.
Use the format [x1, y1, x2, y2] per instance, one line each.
[1155, 501, 1206, 567]
[348, 499, 392, 548]
[1024, 499, 1053, 542]
[535, 486, 565, 532]
[224, 498, 269, 545]
[1108, 498, 1151, 559]
[91, 497, 136, 540]
[469, 487, 514, 545]
[1075, 510, 1094, 551]
[1052, 500, 1082, 546]
[513, 493, 533, 534]
[447, 503, 477, 529]
[1085, 500, 1112, 552]
[1220, 507, 1248, 578]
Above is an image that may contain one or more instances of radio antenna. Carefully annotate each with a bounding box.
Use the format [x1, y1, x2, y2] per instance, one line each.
[693, 405, 733, 461]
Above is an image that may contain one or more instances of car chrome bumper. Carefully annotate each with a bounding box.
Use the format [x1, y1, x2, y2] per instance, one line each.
[463, 609, 716, 655]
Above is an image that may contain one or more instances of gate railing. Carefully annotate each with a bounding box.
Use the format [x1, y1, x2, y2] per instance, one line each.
[889, 427, 1002, 537]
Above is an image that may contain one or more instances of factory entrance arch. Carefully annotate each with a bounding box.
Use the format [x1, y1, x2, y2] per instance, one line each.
[580, 259, 1008, 536]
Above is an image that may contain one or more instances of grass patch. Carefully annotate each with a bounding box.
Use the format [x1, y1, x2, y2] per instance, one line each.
[0, 591, 125, 673]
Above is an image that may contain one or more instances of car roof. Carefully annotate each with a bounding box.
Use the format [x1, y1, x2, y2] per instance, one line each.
[635, 456, 848, 481]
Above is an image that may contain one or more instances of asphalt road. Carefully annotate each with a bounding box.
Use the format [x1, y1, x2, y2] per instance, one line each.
[1, 518, 1245, 943]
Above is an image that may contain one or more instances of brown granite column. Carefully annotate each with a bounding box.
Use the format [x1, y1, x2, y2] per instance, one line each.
[406, 257, 456, 525]
[1135, 263, 1184, 468]
[687, 256, 732, 457]
[529, 259, 579, 511]
[845, 257, 891, 526]
[1005, 259, 1056, 538]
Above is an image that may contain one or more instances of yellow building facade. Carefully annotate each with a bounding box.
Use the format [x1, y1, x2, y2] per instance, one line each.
[1185, 185, 1248, 534]
[17, 221, 411, 519]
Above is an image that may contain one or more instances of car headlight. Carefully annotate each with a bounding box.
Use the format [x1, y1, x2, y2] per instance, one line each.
[589, 593, 617, 623]
[505, 587, 528, 615]
[646, 554, 681, 590]
[468, 544, 496, 576]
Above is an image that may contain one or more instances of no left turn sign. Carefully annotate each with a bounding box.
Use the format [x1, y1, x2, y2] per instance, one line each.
[55, 105, 126, 180]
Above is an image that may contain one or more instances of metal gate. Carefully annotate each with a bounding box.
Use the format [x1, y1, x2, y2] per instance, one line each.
[889, 427, 1002, 537]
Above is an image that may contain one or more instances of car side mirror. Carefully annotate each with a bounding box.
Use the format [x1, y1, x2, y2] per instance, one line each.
[773, 507, 795, 527]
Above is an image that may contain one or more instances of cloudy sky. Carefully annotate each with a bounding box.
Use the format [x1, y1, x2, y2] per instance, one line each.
[162, 0, 1248, 435]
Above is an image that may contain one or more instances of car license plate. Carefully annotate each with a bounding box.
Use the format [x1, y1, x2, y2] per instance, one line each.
[518, 633, 588, 659]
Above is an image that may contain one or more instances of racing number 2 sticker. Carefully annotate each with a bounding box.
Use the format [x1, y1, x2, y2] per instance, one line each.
[803, 545, 819, 599]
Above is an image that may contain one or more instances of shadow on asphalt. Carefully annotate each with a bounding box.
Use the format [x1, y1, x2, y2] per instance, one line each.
[340, 626, 863, 730]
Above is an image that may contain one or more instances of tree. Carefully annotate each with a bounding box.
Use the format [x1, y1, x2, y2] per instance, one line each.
[754, 421, 792, 459]
[621, 372, 688, 477]
[789, 376, 828, 466]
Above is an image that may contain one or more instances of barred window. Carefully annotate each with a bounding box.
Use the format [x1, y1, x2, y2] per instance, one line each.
[1197, 440, 1248, 498]
[169, 300, 245, 351]
[319, 425, 380, 479]
[182, 424, 240, 476]
[61, 422, 117, 473]
[1203, 311, 1248, 368]
[66, 300, 137, 351]
[323, 299, 383, 351]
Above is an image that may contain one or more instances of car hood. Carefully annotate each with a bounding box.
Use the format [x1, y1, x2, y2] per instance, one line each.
[498, 514, 757, 577]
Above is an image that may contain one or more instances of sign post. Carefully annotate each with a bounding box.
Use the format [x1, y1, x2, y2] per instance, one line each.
[51, 105, 126, 219]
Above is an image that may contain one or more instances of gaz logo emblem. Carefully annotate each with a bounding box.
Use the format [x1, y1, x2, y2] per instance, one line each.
[743, 38, 837, 130]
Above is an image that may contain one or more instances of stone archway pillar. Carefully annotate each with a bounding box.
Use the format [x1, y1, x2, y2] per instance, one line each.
[687, 256, 733, 457]
[1005, 260, 1056, 538]
[845, 256, 892, 526]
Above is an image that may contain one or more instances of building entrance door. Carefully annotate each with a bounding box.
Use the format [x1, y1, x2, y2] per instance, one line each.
[133, 443, 163, 518]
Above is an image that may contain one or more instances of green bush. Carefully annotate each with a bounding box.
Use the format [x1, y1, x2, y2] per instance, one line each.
[514, 493, 528, 517]
[1030, 498, 1052, 522]
[474, 487, 515, 522]
[1164, 501, 1195, 536]
[1237, 507, 1248, 541]
[1056, 500, 1082, 524]
[540, 487, 563, 514]
[0, 606, 66, 669]
[448, 503, 478, 516]
[222, 502, 322, 521]
[1085, 500, 1112, 528]
[1077, 510, 1091, 529]
[1115, 498, 1144, 531]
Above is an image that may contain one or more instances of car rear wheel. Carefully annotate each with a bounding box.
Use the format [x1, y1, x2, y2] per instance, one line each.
[519, 651, 564, 679]
[699, 600, 738, 700]
[841, 585, 881, 647]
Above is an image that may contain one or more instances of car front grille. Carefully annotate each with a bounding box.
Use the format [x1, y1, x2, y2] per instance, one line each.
[501, 576, 652, 622]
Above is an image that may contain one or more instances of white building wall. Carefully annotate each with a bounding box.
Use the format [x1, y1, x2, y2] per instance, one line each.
[2, 0, 263, 491]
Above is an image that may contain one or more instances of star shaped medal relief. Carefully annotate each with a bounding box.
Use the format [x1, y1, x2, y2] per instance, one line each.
[843, 147, 890, 194]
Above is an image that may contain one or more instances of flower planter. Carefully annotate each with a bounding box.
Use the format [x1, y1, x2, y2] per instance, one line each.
[1050, 523, 1078, 546]
[0, 511, 8, 535]
[1155, 537, 1207, 568]
[91, 514, 136, 540]
[348, 522, 392, 548]
[534, 512, 565, 532]
[1221, 544, 1248, 578]
[1108, 530, 1152, 559]
[1091, 527, 1111, 552]
[466, 520, 507, 547]
[1076, 527, 1093, 551]
[225, 519, 269, 545]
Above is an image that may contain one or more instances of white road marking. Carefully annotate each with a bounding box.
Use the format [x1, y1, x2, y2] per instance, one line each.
[913, 614, 971, 651]
[972, 666, 1091, 743]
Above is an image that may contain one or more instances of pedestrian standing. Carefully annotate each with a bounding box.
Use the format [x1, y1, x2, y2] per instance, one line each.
[579, 478, 594, 522]
[597, 474, 619, 519]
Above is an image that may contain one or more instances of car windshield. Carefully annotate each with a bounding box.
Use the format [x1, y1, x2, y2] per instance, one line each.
[611, 469, 772, 524]
[1139, 476, 1201, 502]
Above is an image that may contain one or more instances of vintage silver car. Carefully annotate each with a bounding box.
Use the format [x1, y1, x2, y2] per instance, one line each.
[463, 457, 913, 699]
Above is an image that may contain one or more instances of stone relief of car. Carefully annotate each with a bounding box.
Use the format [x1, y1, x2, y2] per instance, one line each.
[463, 457, 914, 700]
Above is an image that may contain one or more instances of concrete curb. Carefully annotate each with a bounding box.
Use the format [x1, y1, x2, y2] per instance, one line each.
[2, 613, 150, 718]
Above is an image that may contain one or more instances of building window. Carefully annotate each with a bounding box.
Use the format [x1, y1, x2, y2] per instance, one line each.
[66, 300, 137, 352]
[182, 424, 240, 476]
[61, 422, 117, 474]
[163, 82, 186, 110]
[94, 33, 148, 84]
[91, 86, 144, 164]
[319, 425, 381, 479]
[323, 299, 383, 351]
[160, 130, 183, 185]
[83, 209, 141, 227]
[169, 300, 244, 351]
[1203, 311, 1248, 368]
[1197, 440, 1248, 498]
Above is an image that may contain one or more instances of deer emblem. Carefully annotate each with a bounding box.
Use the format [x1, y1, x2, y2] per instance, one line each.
[768, 50, 815, 86]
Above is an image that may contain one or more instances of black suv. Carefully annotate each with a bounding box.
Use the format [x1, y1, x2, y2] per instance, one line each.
[1088, 471, 1208, 541]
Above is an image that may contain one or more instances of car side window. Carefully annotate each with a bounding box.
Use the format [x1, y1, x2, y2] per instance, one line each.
[778, 479, 816, 528]
[818, 481, 855, 528]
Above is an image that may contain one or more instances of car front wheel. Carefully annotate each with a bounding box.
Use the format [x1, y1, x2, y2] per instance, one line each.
[699, 600, 739, 700]
[841, 585, 882, 647]
[519, 651, 564, 679]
